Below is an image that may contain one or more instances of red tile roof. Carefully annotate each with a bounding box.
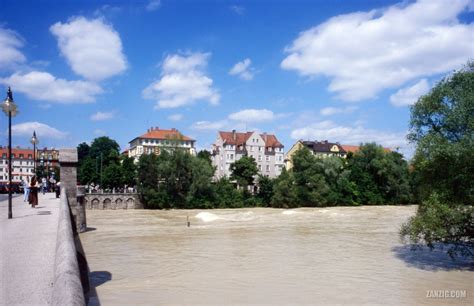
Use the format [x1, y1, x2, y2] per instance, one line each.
[134, 127, 194, 142]
[0, 147, 34, 158]
[219, 131, 283, 147]
[219, 131, 253, 145]
[341, 144, 391, 153]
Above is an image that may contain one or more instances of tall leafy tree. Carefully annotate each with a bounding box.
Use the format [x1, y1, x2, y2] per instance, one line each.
[230, 155, 258, 188]
[402, 62, 474, 257]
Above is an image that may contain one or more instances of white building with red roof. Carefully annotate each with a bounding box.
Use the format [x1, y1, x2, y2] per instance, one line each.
[128, 127, 196, 162]
[211, 130, 285, 179]
[0, 146, 35, 183]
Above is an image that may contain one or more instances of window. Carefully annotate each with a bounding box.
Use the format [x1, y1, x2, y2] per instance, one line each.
[258, 147, 262, 152]
[19, 154, 24, 158]
[266, 156, 270, 161]
[250, 146, 254, 152]
[268, 147, 272, 152]
[258, 155, 262, 161]
[279, 156, 283, 161]
[28, 154, 32, 159]
[230, 154, 234, 160]
[266, 165, 270, 172]
[11, 154, 15, 158]
[258, 165, 262, 170]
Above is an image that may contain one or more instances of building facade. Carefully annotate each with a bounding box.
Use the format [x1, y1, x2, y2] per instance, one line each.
[36, 147, 60, 177]
[211, 130, 284, 179]
[285, 140, 348, 170]
[0, 147, 35, 183]
[128, 127, 196, 162]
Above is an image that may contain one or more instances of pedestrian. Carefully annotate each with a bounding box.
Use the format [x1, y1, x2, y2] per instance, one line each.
[55, 181, 61, 198]
[42, 177, 47, 195]
[29, 175, 40, 208]
[22, 178, 30, 202]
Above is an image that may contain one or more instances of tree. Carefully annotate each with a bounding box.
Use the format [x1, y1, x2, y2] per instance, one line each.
[197, 150, 212, 166]
[256, 175, 274, 206]
[89, 136, 120, 167]
[230, 155, 258, 188]
[291, 147, 329, 206]
[121, 156, 137, 187]
[77, 142, 90, 163]
[271, 168, 298, 208]
[402, 62, 474, 257]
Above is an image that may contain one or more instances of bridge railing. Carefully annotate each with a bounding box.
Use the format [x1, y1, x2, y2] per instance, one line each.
[51, 186, 85, 305]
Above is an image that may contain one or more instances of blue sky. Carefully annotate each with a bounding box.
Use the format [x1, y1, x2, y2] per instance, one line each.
[0, 0, 473, 158]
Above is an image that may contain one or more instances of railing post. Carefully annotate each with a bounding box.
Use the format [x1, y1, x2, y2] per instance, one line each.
[59, 148, 86, 233]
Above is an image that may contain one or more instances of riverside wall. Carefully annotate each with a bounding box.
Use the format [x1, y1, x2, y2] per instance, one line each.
[84, 193, 143, 210]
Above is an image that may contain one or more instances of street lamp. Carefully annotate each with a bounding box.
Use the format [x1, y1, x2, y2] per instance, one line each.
[30, 131, 39, 174]
[2, 87, 18, 219]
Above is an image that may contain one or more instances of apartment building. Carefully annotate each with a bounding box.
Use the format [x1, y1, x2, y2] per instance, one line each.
[211, 130, 284, 179]
[128, 127, 196, 162]
[0, 147, 35, 183]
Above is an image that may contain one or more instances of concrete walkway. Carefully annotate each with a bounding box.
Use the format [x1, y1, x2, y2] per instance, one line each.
[0, 193, 60, 306]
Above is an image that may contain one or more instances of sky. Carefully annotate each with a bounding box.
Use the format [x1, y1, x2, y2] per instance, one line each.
[0, 0, 473, 159]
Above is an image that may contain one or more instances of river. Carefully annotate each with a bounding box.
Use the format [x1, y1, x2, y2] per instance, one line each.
[81, 206, 473, 305]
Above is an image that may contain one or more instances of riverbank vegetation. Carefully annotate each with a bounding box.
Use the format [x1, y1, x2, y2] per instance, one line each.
[400, 62, 473, 257]
[134, 141, 412, 209]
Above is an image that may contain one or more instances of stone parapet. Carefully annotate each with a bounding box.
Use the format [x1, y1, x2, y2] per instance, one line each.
[84, 193, 143, 209]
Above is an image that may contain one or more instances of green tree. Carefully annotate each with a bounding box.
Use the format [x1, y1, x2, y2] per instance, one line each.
[401, 62, 474, 257]
[197, 150, 212, 166]
[77, 142, 90, 162]
[271, 168, 298, 208]
[257, 175, 274, 206]
[121, 156, 137, 186]
[102, 163, 123, 189]
[89, 136, 120, 167]
[292, 148, 329, 206]
[230, 155, 258, 188]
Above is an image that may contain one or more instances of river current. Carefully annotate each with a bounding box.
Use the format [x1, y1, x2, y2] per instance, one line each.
[81, 206, 473, 305]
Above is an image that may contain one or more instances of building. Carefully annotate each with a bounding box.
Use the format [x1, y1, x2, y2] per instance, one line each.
[285, 140, 392, 170]
[211, 130, 285, 179]
[128, 127, 196, 162]
[286, 140, 348, 169]
[0, 146, 35, 183]
[36, 147, 60, 177]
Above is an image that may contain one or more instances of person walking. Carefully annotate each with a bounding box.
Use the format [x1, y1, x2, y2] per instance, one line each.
[22, 178, 30, 202]
[42, 177, 47, 195]
[29, 175, 40, 208]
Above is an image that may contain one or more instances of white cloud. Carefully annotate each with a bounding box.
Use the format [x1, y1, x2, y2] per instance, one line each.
[229, 58, 254, 80]
[230, 5, 245, 15]
[228, 109, 277, 123]
[90, 111, 115, 121]
[0, 71, 103, 103]
[93, 129, 106, 136]
[191, 120, 228, 131]
[0, 27, 26, 70]
[143, 52, 220, 108]
[146, 0, 161, 11]
[320, 106, 358, 116]
[11, 122, 67, 139]
[390, 79, 430, 107]
[281, 0, 474, 101]
[50, 16, 127, 81]
[291, 120, 411, 155]
[168, 114, 183, 122]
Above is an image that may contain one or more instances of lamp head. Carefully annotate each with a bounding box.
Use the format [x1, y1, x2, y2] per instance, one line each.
[2, 87, 18, 117]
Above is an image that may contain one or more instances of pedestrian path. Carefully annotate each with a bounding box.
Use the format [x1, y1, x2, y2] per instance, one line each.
[0, 193, 60, 305]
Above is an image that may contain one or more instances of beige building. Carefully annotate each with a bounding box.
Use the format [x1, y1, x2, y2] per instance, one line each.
[0, 147, 35, 183]
[285, 140, 348, 170]
[128, 127, 196, 162]
[211, 130, 284, 179]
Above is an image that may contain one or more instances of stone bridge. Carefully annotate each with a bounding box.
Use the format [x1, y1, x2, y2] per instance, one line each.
[84, 193, 143, 210]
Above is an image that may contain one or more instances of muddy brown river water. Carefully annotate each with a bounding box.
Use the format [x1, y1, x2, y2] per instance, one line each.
[81, 206, 473, 305]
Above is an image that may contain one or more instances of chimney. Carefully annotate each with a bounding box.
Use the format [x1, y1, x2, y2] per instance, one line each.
[232, 129, 236, 140]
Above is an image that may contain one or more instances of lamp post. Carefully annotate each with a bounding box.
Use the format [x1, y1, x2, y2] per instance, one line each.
[2, 87, 18, 219]
[30, 131, 38, 175]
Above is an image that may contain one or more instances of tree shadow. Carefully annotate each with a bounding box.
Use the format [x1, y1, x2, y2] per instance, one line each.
[88, 271, 112, 306]
[37, 211, 51, 215]
[392, 244, 474, 271]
